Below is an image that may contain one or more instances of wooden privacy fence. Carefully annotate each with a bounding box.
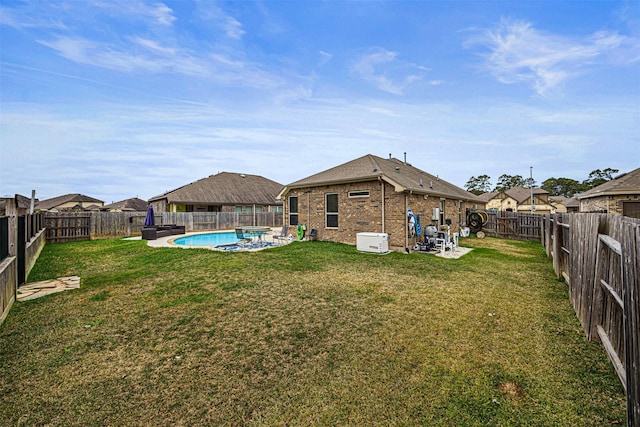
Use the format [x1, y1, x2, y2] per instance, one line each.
[473, 211, 542, 241]
[543, 213, 640, 426]
[45, 214, 91, 243]
[44, 211, 284, 241]
[0, 197, 46, 326]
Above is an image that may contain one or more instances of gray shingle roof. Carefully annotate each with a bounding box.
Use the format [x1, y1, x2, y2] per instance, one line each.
[149, 172, 283, 205]
[478, 191, 499, 202]
[505, 186, 548, 204]
[282, 154, 482, 202]
[36, 194, 104, 210]
[577, 167, 640, 199]
[103, 197, 149, 211]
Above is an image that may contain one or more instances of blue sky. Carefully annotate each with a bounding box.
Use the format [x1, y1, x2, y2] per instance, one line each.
[1, 0, 638, 204]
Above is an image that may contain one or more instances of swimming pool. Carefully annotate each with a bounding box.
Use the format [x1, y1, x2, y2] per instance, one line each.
[173, 232, 240, 247]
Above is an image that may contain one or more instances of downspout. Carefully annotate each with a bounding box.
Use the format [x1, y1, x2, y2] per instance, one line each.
[307, 191, 310, 228]
[380, 178, 385, 233]
[405, 193, 409, 251]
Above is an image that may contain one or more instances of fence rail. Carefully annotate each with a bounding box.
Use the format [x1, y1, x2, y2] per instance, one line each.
[543, 213, 640, 426]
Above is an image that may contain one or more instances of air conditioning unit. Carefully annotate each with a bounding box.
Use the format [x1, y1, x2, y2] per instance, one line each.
[356, 232, 389, 254]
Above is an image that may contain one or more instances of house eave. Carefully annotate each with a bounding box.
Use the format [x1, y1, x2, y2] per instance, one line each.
[577, 190, 640, 200]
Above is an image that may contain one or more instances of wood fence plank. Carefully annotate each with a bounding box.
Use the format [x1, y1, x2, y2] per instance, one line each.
[623, 222, 640, 425]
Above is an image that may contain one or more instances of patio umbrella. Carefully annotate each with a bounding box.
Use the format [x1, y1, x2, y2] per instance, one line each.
[144, 205, 155, 227]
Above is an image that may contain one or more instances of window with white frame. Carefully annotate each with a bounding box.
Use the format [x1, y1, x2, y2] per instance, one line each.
[289, 196, 299, 225]
[348, 190, 370, 198]
[326, 193, 338, 228]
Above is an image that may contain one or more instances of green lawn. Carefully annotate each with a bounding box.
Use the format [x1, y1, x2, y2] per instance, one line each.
[0, 237, 626, 426]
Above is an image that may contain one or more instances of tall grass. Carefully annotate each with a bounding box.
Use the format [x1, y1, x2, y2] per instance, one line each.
[0, 237, 625, 426]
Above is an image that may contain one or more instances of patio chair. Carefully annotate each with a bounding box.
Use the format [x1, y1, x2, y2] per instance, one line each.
[235, 228, 252, 247]
[307, 228, 317, 240]
[272, 226, 289, 245]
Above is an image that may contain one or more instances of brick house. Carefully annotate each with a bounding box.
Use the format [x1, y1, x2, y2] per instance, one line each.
[277, 154, 485, 252]
[576, 167, 640, 218]
[149, 172, 283, 214]
[479, 186, 553, 214]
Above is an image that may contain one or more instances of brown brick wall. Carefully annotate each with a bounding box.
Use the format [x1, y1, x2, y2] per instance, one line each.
[580, 194, 640, 215]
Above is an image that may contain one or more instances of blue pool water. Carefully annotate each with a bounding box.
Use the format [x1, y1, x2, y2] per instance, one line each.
[173, 232, 240, 247]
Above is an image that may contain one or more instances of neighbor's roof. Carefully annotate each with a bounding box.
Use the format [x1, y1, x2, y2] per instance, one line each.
[149, 172, 284, 205]
[576, 167, 640, 200]
[280, 154, 483, 202]
[504, 186, 548, 204]
[36, 193, 104, 210]
[478, 191, 499, 202]
[103, 197, 148, 211]
[549, 196, 580, 208]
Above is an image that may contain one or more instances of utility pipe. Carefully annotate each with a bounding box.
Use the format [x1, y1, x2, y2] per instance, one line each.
[405, 193, 409, 251]
[380, 178, 385, 234]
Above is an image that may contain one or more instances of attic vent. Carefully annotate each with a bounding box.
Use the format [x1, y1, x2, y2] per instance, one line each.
[419, 178, 423, 187]
[395, 167, 400, 173]
[240, 174, 246, 178]
[372, 161, 378, 172]
[430, 181, 433, 189]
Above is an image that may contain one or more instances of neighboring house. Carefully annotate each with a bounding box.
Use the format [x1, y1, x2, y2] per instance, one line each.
[479, 186, 553, 214]
[36, 194, 104, 212]
[103, 197, 149, 212]
[549, 196, 580, 214]
[277, 154, 485, 252]
[576, 167, 640, 218]
[148, 172, 283, 214]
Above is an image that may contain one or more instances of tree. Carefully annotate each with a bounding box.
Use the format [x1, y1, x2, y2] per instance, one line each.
[582, 168, 619, 190]
[541, 177, 582, 197]
[464, 175, 492, 195]
[494, 174, 526, 193]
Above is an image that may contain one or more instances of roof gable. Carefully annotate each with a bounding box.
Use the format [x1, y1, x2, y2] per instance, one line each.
[282, 154, 482, 202]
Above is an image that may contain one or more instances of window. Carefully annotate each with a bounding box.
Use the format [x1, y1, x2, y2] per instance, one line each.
[439, 199, 445, 226]
[186, 204, 194, 212]
[326, 193, 338, 228]
[289, 196, 298, 225]
[255, 206, 263, 213]
[269, 206, 283, 213]
[348, 190, 370, 198]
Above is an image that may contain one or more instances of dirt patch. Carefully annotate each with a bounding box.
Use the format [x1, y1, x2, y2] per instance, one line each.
[498, 381, 527, 402]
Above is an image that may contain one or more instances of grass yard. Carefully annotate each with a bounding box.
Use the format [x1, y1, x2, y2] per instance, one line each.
[0, 236, 626, 426]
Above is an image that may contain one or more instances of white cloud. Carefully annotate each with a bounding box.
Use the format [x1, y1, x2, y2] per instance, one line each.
[467, 19, 639, 96]
[350, 48, 427, 95]
[92, 1, 176, 27]
[130, 36, 177, 56]
[194, 3, 245, 40]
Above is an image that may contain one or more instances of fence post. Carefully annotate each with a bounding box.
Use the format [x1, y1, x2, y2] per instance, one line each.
[623, 222, 640, 426]
[552, 214, 562, 278]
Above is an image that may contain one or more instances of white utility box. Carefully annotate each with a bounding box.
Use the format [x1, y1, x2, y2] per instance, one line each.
[356, 232, 389, 254]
